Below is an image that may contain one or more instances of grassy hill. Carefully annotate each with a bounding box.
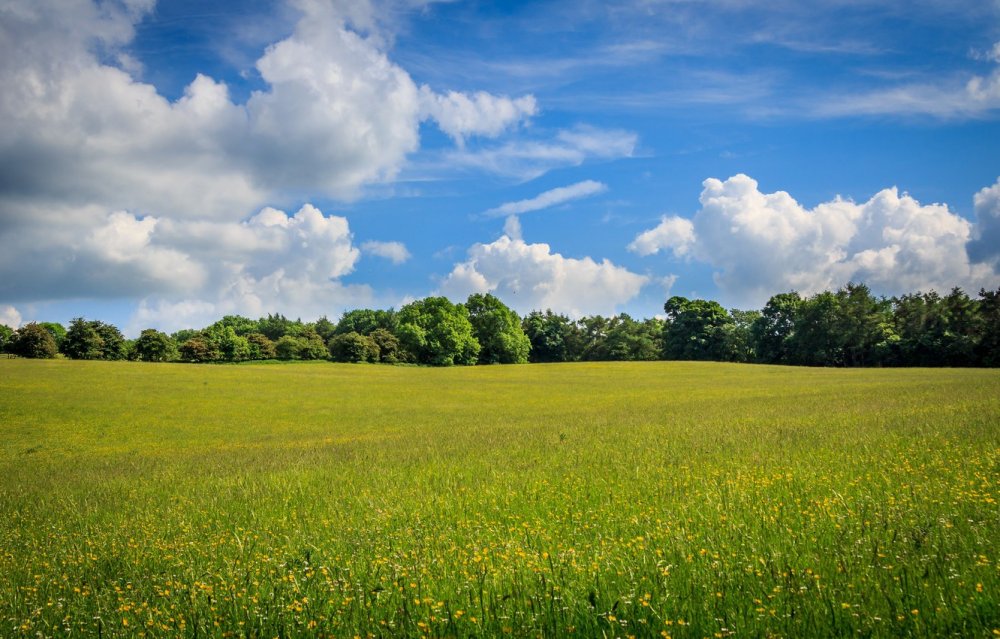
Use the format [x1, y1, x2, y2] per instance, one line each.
[1, 359, 997, 637]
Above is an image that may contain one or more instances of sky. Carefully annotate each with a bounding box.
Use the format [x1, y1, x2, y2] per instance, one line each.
[1, 0, 999, 336]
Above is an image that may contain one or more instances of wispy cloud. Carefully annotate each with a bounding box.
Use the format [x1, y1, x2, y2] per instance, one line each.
[484, 180, 608, 217]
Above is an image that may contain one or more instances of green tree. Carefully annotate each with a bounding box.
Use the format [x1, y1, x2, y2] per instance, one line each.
[788, 292, 845, 366]
[246, 333, 277, 360]
[95, 322, 128, 360]
[976, 287, 1000, 366]
[211, 326, 251, 362]
[62, 318, 104, 360]
[750, 292, 802, 364]
[274, 335, 302, 360]
[10, 323, 58, 358]
[0, 324, 13, 353]
[397, 297, 479, 366]
[334, 309, 398, 336]
[133, 329, 177, 362]
[662, 296, 733, 361]
[37, 322, 67, 349]
[464, 293, 530, 364]
[721, 309, 760, 363]
[369, 327, 405, 363]
[257, 314, 304, 341]
[328, 332, 380, 363]
[297, 328, 329, 360]
[178, 336, 220, 362]
[522, 311, 580, 363]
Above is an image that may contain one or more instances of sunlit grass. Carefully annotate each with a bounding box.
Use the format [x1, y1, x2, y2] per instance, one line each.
[1, 359, 998, 637]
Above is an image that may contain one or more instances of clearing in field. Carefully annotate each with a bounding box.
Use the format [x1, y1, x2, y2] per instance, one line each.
[1, 359, 998, 637]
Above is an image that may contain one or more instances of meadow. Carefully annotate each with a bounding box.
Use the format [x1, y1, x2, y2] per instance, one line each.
[0, 359, 997, 638]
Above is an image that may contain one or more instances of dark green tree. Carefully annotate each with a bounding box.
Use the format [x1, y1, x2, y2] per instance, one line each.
[328, 332, 380, 363]
[133, 329, 177, 362]
[397, 297, 479, 366]
[246, 333, 277, 360]
[37, 322, 67, 349]
[178, 336, 220, 362]
[464, 293, 530, 364]
[10, 323, 58, 358]
[62, 318, 104, 360]
[977, 287, 1000, 366]
[662, 296, 733, 361]
[522, 311, 580, 363]
[369, 328, 405, 363]
[750, 292, 802, 364]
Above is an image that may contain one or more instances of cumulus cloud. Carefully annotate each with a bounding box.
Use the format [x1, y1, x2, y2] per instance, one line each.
[484, 180, 607, 217]
[627, 216, 695, 257]
[631, 174, 998, 306]
[440, 235, 648, 317]
[968, 177, 1000, 265]
[362, 240, 411, 264]
[419, 86, 537, 144]
[0, 305, 21, 329]
[122, 203, 371, 333]
[0, 0, 589, 324]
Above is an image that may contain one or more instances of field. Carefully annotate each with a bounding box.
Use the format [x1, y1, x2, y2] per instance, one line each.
[0, 359, 998, 638]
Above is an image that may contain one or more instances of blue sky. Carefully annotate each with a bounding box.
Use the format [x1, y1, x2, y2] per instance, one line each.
[1, 0, 999, 335]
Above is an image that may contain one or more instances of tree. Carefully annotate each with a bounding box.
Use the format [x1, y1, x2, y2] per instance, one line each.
[133, 329, 177, 362]
[37, 322, 67, 349]
[95, 322, 128, 360]
[297, 329, 330, 360]
[328, 332, 380, 363]
[208, 315, 259, 337]
[370, 328, 405, 363]
[464, 293, 530, 364]
[62, 318, 104, 360]
[720, 309, 760, 363]
[662, 296, 733, 361]
[10, 323, 58, 358]
[246, 333, 277, 360]
[750, 292, 802, 364]
[522, 311, 580, 363]
[257, 314, 303, 341]
[0, 324, 13, 353]
[178, 336, 220, 362]
[334, 309, 398, 336]
[977, 287, 1000, 366]
[274, 335, 302, 360]
[397, 297, 479, 366]
[212, 326, 251, 362]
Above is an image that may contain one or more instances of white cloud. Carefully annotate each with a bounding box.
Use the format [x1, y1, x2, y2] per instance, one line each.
[0, 305, 21, 329]
[968, 177, 1000, 265]
[440, 235, 648, 317]
[123, 203, 371, 333]
[0, 0, 582, 320]
[419, 86, 537, 144]
[811, 47, 1000, 118]
[484, 180, 607, 217]
[627, 216, 695, 257]
[362, 240, 411, 264]
[631, 174, 999, 306]
[448, 125, 637, 180]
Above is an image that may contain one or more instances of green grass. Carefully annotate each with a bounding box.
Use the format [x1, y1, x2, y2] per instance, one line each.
[1, 359, 998, 638]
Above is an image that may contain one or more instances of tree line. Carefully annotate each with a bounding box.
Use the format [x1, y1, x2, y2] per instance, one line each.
[2, 284, 999, 367]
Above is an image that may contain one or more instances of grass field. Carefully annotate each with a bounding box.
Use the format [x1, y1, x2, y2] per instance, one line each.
[0, 359, 998, 638]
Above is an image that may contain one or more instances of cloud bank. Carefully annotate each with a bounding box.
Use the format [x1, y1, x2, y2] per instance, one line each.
[630, 174, 999, 306]
[441, 235, 648, 318]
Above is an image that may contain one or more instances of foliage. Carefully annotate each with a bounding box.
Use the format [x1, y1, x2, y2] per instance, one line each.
[464, 293, 530, 364]
[1, 360, 998, 637]
[246, 333, 277, 360]
[37, 322, 67, 348]
[751, 292, 803, 364]
[9, 323, 58, 358]
[662, 296, 734, 361]
[397, 297, 480, 366]
[62, 318, 126, 360]
[328, 332, 380, 363]
[522, 310, 580, 363]
[0, 324, 13, 353]
[334, 308, 398, 336]
[178, 336, 220, 362]
[369, 327, 405, 363]
[133, 329, 177, 362]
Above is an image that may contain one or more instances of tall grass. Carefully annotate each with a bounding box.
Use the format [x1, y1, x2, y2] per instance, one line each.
[1, 359, 997, 637]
